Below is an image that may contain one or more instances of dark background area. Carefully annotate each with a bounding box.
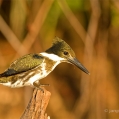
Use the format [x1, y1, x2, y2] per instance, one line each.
[0, 0, 119, 119]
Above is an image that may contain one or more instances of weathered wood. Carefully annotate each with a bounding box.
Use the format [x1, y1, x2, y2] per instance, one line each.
[20, 88, 51, 119]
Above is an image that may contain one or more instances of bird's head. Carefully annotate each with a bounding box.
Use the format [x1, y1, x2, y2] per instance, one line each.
[45, 37, 90, 74]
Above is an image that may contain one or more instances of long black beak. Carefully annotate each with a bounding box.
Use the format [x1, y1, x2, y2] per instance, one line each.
[67, 57, 90, 75]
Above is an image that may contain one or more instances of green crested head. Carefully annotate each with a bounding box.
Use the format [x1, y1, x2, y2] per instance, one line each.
[45, 37, 90, 74]
[46, 37, 76, 59]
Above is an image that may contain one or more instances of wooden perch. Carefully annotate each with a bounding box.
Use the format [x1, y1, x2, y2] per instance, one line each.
[20, 88, 51, 119]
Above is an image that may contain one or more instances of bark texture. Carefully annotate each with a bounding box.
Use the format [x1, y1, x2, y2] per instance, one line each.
[20, 88, 51, 119]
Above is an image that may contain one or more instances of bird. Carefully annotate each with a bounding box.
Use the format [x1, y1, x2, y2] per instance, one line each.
[0, 37, 89, 89]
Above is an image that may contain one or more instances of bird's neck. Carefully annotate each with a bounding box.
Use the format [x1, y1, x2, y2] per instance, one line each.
[39, 52, 62, 74]
[40, 52, 64, 61]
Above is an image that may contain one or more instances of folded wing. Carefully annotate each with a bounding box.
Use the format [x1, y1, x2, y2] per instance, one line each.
[0, 54, 44, 77]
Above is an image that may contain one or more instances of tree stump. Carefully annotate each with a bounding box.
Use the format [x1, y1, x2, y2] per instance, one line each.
[20, 88, 51, 119]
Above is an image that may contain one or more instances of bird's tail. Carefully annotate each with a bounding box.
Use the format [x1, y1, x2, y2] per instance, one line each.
[0, 74, 13, 88]
[0, 77, 7, 83]
[0, 71, 7, 78]
[0, 73, 10, 83]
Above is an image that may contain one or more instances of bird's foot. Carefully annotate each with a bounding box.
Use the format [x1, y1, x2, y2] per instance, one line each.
[33, 81, 50, 93]
[40, 84, 50, 86]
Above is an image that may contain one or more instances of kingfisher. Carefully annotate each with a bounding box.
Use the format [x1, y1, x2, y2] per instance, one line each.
[0, 37, 89, 89]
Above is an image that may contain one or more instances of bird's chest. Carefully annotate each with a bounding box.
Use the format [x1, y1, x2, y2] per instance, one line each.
[28, 59, 59, 83]
[38, 59, 59, 77]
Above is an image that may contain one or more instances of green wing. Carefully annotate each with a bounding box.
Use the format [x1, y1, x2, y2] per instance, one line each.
[0, 53, 44, 77]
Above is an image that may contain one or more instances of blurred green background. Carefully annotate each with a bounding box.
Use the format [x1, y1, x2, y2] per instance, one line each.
[0, 0, 119, 119]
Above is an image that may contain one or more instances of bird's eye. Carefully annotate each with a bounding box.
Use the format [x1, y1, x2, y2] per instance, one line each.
[63, 51, 68, 55]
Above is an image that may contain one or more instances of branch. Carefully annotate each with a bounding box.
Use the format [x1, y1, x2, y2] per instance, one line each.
[20, 88, 51, 119]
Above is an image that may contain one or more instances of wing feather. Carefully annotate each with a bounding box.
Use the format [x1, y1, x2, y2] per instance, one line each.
[0, 53, 44, 77]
